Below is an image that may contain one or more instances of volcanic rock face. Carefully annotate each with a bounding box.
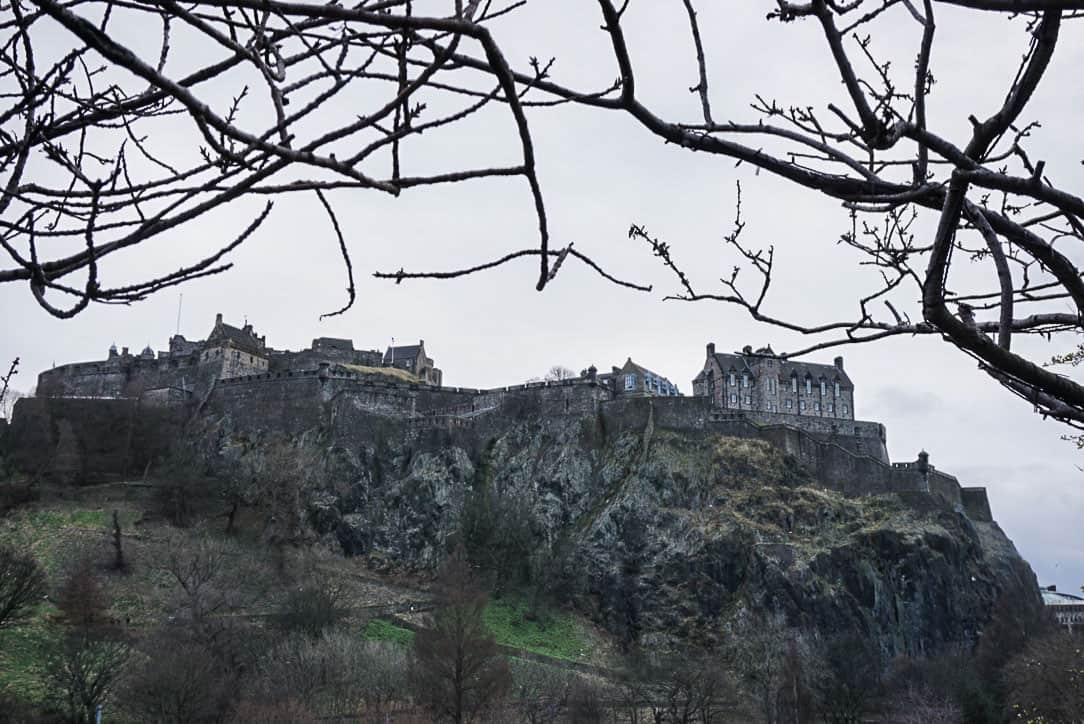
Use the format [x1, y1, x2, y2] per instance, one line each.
[208, 408, 1034, 656]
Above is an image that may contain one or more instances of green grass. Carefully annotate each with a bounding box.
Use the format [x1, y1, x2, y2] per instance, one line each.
[1, 507, 143, 574]
[0, 616, 61, 704]
[362, 617, 415, 645]
[483, 597, 590, 662]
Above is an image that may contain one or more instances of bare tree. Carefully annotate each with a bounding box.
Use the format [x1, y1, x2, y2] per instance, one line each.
[1003, 630, 1084, 723]
[724, 609, 814, 724]
[0, 358, 18, 421]
[509, 660, 574, 724]
[0, 543, 46, 628]
[410, 545, 512, 724]
[813, 634, 881, 724]
[45, 630, 129, 724]
[631, 650, 734, 724]
[13, 0, 1084, 424]
[0, 0, 643, 321]
[121, 626, 239, 724]
[544, 366, 577, 382]
[374, 1, 1084, 428]
[55, 556, 111, 630]
[249, 631, 409, 719]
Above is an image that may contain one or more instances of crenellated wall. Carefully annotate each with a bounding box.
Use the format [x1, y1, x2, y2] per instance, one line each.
[596, 396, 990, 518]
[8, 367, 994, 522]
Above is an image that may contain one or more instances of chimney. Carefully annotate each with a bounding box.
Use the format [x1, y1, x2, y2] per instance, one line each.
[121, 347, 129, 356]
[706, 342, 715, 357]
[419, 339, 424, 347]
[243, 323, 252, 335]
[834, 356, 844, 371]
[215, 313, 223, 326]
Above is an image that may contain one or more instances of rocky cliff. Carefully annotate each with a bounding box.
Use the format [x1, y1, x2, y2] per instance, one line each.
[197, 398, 1034, 658]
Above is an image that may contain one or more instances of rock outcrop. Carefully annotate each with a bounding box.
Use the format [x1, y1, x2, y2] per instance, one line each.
[200, 400, 1034, 658]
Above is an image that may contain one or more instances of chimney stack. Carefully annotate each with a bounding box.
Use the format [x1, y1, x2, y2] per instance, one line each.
[215, 313, 223, 326]
[706, 342, 715, 357]
[834, 356, 844, 371]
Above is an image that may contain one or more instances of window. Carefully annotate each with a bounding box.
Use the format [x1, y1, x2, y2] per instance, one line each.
[742, 373, 749, 388]
[728, 372, 736, 386]
[768, 378, 776, 394]
[791, 376, 798, 393]
[785, 399, 793, 410]
[842, 403, 849, 415]
[827, 403, 834, 413]
[834, 381, 840, 397]
[805, 377, 812, 395]
[624, 374, 635, 391]
[814, 402, 820, 413]
[769, 402, 776, 412]
[799, 400, 806, 412]
[743, 395, 751, 405]
[729, 393, 737, 404]
[820, 380, 826, 396]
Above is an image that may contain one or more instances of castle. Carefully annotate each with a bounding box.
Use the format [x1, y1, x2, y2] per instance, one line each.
[35, 314, 443, 401]
[693, 343, 854, 420]
[10, 316, 1000, 527]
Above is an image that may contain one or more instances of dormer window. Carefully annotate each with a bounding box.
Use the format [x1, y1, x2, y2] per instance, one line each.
[805, 377, 812, 395]
[791, 376, 798, 393]
[820, 380, 826, 396]
[729, 372, 736, 386]
[624, 374, 635, 391]
[742, 372, 749, 388]
[834, 381, 840, 397]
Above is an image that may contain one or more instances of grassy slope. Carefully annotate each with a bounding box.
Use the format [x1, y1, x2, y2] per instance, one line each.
[0, 497, 616, 708]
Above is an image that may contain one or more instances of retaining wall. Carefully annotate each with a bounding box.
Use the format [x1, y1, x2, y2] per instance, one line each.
[6, 397, 187, 484]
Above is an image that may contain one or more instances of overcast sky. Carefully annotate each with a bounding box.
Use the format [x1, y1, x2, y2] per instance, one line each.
[2, 1, 1081, 594]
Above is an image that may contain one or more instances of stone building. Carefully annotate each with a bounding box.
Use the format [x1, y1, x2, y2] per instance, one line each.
[200, 314, 270, 379]
[36, 316, 447, 399]
[596, 358, 681, 397]
[693, 343, 855, 419]
[268, 337, 382, 372]
[1041, 586, 1084, 632]
[384, 340, 442, 386]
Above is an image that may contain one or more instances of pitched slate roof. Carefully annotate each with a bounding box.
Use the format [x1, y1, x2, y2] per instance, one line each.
[712, 352, 853, 388]
[384, 344, 421, 364]
[1042, 587, 1084, 606]
[211, 323, 264, 355]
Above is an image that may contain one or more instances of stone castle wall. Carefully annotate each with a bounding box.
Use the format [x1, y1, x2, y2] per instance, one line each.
[4, 397, 188, 484]
[596, 396, 990, 521]
[38, 354, 220, 400]
[7, 370, 992, 522]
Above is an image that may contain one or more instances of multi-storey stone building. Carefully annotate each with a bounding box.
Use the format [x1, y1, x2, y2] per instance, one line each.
[384, 340, 442, 386]
[596, 358, 681, 397]
[37, 315, 443, 399]
[199, 314, 270, 378]
[692, 343, 855, 420]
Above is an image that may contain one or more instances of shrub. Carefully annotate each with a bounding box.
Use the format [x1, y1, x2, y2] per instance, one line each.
[0, 544, 46, 628]
[273, 579, 347, 638]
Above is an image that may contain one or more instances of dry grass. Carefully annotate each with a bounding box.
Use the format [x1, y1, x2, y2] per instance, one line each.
[339, 364, 422, 383]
